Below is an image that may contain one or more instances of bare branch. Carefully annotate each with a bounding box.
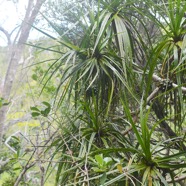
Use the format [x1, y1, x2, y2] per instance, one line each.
[0, 26, 11, 45]
[14, 152, 36, 186]
[13, 130, 58, 186]
[152, 74, 186, 93]
[167, 175, 186, 184]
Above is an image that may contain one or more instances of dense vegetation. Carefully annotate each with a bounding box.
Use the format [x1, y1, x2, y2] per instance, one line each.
[0, 0, 186, 185]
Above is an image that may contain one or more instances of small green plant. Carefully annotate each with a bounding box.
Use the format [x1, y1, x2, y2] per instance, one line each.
[92, 154, 113, 173]
[0, 97, 10, 108]
[30, 101, 51, 117]
[2, 177, 15, 186]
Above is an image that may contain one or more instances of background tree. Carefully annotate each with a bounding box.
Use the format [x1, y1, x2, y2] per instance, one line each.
[0, 0, 46, 143]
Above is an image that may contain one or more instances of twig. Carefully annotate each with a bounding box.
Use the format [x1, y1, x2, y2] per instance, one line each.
[84, 153, 90, 186]
[14, 150, 36, 186]
[36, 131, 45, 186]
[13, 131, 57, 186]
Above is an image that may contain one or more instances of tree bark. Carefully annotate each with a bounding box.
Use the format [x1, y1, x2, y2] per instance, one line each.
[0, 0, 46, 143]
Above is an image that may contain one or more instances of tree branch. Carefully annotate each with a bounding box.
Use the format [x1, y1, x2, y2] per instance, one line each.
[167, 175, 186, 184]
[152, 74, 186, 93]
[0, 26, 11, 45]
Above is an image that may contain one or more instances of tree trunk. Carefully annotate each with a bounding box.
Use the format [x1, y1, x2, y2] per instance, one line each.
[0, 0, 46, 143]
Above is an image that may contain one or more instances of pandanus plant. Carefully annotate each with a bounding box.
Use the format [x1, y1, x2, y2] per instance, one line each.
[30, 0, 186, 185]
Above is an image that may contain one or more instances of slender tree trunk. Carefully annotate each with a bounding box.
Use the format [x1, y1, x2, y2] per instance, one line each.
[0, 0, 46, 143]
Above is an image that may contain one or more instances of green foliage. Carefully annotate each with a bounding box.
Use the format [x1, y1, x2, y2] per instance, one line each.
[1, 176, 15, 186]
[30, 101, 51, 117]
[30, 0, 186, 185]
[2, 0, 186, 185]
[0, 98, 10, 108]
